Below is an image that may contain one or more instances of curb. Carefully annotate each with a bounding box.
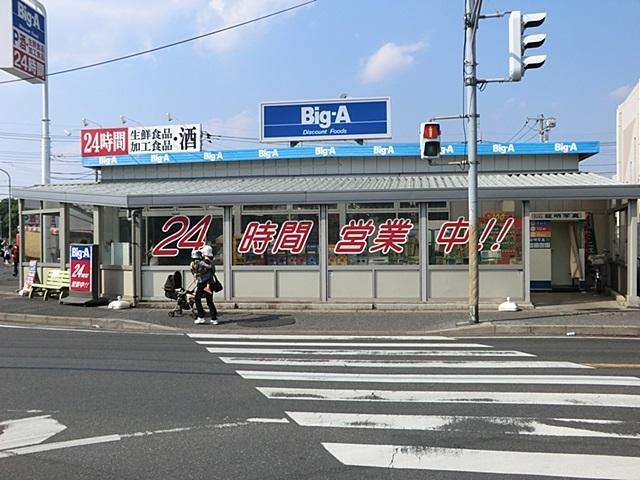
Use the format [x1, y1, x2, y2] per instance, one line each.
[0, 312, 179, 333]
[434, 322, 640, 337]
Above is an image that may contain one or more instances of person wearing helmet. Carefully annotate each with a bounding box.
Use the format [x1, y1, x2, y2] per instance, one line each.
[190, 249, 217, 325]
[199, 244, 220, 322]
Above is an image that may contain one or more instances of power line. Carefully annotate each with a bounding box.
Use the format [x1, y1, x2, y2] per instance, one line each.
[0, 0, 316, 86]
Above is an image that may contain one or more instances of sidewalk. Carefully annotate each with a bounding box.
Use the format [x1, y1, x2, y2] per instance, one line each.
[1, 266, 638, 336]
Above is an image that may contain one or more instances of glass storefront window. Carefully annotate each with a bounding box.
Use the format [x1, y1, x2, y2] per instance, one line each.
[429, 201, 523, 265]
[101, 208, 132, 266]
[43, 213, 60, 263]
[22, 213, 41, 261]
[329, 203, 419, 266]
[144, 211, 223, 266]
[69, 204, 94, 245]
[233, 206, 319, 266]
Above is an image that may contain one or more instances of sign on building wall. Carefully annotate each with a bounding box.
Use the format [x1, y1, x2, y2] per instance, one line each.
[0, 0, 46, 83]
[260, 97, 391, 143]
[80, 124, 201, 158]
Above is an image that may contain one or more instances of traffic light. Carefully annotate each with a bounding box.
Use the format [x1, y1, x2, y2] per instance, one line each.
[508, 10, 547, 82]
[420, 122, 441, 160]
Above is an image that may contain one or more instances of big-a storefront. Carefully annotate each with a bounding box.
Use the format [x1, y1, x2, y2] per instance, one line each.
[14, 98, 640, 307]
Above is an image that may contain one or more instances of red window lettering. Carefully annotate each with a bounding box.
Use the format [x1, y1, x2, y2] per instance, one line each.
[334, 219, 375, 254]
[369, 218, 414, 254]
[435, 217, 469, 254]
[272, 220, 313, 254]
[237, 221, 278, 255]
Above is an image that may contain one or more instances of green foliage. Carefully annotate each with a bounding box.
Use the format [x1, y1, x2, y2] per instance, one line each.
[0, 197, 19, 242]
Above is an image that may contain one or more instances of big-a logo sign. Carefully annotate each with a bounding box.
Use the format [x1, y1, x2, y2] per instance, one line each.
[261, 97, 391, 143]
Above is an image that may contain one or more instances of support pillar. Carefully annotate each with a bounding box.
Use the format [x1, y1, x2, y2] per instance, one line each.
[522, 200, 531, 304]
[626, 199, 639, 306]
[319, 204, 328, 302]
[223, 206, 233, 302]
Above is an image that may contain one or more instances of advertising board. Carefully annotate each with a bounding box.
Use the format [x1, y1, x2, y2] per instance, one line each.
[80, 124, 201, 157]
[69, 244, 93, 293]
[260, 97, 391, 143]
[0, 0, 46, 83]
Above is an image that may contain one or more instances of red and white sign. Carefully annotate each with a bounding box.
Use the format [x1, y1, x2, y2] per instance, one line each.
[69, 245, 93, 293]
[238, 220, 314, 255]
[81, 128, 128, 157]
[80, 124, 201, 158]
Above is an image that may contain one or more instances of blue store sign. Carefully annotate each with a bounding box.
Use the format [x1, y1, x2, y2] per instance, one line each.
[260, 97, 391, 142]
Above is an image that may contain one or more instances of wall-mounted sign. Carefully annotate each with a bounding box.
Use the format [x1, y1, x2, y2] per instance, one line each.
[80, 124, 201, 157]
[530, 220, 551, 249]
[530, 211, 586, 221]
[260, 97, 391, 143]
[80, 141, 600, 168]
[0, 0, 46, 83]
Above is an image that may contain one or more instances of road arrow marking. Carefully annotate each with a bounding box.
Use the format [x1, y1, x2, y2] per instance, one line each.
[0, 415, 66, 451]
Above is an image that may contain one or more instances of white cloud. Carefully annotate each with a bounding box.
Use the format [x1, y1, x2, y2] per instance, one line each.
[196, 0, 307, 53]
[360, 41, 426, 84]
[608, 85, 632, 101]
[48, 0, 203, 66]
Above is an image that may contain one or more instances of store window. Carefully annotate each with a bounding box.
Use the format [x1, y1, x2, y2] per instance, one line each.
[429, 201, 522, 265]
[22, 213, 41, 261]
[69, 204, 94, 245]
[233, 205, 319, 266]
[43, 212, 60, 263]
[328, 203, 419, 266]
[101, 208, 132, 266]
[143, 210, 224, 266]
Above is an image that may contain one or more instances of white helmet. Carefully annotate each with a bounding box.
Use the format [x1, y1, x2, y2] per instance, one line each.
[191, 249, 202, 259]
[200, 245, 214, 258]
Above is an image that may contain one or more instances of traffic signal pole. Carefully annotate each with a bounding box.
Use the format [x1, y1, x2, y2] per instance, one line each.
[465, 0, 480, 324]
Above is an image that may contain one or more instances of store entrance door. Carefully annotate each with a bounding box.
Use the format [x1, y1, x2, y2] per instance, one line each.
[551, 222, 572, 288]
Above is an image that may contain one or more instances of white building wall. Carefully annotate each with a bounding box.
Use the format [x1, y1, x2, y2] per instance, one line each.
[616, 80, 640, 185]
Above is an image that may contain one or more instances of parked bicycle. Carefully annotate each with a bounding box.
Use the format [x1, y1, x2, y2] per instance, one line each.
[588, 253, 609, 294]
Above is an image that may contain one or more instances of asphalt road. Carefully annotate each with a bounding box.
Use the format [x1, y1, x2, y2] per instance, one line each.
[1, 326, 639, 479]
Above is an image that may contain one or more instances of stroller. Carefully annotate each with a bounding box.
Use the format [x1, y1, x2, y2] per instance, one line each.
[164, 271, 197, 318]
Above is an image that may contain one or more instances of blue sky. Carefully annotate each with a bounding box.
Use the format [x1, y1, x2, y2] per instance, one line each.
[0, 0, 638, 188]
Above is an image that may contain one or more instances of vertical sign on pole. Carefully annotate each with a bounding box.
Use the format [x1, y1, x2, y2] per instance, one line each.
[0, 0, 46, 83]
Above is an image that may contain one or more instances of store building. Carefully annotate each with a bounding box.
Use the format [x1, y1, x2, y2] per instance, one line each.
[15, 137, 640, 307]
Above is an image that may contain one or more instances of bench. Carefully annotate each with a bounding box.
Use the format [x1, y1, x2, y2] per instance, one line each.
[29, 269, 70, 301]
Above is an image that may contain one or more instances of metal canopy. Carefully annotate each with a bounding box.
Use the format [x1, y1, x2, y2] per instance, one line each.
[15, 172, 640, 208]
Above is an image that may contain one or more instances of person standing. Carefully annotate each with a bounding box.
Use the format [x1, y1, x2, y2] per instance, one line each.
[11, 243, 19, 277]
[190, 249, 218, 325]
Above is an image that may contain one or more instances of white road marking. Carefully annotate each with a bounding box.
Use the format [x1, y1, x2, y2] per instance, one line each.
[287, 412, 640, 439]
[238, 371, 640, 386]
[197, 340, 489, 347]
[322, 443, 640, 479]
[246, 418, 290, 424]
[207, 348, 533, 356]
[0, 416, 66, 450]
[0, 419, 279, 459]
[257, 387, 640, 408]
[0, 324, 181, 336]
[220, 357, 590, 369]
[188, 334, 455, 340]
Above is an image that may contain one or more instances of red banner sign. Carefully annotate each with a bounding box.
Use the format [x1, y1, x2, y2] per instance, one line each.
[70, 245, 93, 293]
[81, 128, 129, 157]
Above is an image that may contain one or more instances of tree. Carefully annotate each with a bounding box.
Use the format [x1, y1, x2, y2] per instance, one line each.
[0, 197, 19, 243]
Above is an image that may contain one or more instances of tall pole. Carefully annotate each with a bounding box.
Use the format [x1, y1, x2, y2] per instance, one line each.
[465, 0, 480, 323]
[29, 0, 50, 185]
[0, 168, 12, 243]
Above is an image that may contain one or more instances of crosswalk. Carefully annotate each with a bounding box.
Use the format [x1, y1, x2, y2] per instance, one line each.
[187, 333, 640, 479]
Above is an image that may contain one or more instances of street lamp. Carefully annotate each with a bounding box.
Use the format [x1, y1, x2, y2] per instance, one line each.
[0, 168, 13, 243]
[120, 115, 143, 126]
[81, 117, 103, 128]
[166, 112, 184, 123]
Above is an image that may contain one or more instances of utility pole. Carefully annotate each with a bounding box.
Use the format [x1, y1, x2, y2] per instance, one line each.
[529, 114, 557, 142]
[465, 0, 480, 324]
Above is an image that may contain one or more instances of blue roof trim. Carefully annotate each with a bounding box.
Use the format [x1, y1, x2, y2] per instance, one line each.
[81, 141, 600, 168]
